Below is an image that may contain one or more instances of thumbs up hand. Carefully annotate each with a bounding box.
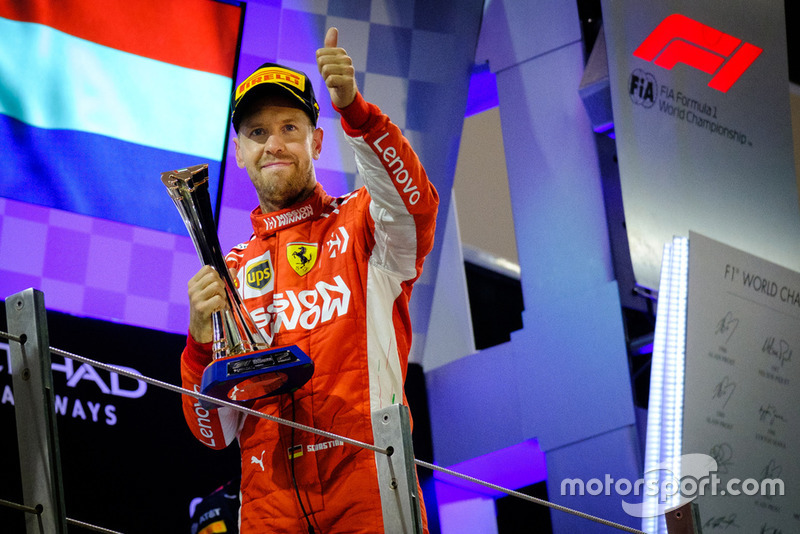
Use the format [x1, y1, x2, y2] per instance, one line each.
[316, 27, 357, 109]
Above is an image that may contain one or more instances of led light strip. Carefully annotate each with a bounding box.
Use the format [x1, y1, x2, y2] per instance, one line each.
[642, 236, 689, 533]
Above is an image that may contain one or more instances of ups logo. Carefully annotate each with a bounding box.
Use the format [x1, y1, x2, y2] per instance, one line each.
[246, 260, 272, 289]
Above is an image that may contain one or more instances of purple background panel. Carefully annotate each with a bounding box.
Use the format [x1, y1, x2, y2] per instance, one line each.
[1, 0, 484, 348]
[328, 0, 371, 21]
[277, 10, 327, 63]
[366, 24, 413, 77]
[43, 228, 90, 284]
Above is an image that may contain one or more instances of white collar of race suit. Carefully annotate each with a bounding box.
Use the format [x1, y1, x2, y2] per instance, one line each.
[249, 183, 334, 237]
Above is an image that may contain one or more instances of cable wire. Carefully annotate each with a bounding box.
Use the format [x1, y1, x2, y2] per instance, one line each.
[66, 517, 126, 534]
[414, 459, 646, 534]
[44, 344, 390, 456]
[0, 330, 24, 343]
[0, 330, 647, 534]
[0, 498, 125, 534]
[0, 497, 41, 515]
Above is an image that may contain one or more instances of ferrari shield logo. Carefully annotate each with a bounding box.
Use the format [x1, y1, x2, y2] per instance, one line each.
[287, 242, 318, 276]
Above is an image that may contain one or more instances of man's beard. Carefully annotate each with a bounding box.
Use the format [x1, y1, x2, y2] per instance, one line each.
[252, 162, 315, 212]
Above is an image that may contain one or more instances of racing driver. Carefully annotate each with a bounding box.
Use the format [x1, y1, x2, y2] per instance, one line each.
[178, 27, 438, 533]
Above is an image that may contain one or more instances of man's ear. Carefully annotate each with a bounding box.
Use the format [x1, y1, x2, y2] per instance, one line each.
[312, 127, 324, 160]
[233, 136, 245, 168]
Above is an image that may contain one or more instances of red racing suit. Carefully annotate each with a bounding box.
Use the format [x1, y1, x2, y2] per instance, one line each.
[180, 91, 438, 533]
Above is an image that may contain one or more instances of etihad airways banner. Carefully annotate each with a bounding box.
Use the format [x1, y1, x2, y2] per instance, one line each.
[601, 1, 800, 290]
[0, 0, 241, 234]
[0, 312, 240, 532]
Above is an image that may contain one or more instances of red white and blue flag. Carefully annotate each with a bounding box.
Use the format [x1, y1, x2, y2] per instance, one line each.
[0, 0, 242, 233]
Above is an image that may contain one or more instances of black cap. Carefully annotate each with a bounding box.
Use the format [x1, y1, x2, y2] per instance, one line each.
[231, 63, 320, 131]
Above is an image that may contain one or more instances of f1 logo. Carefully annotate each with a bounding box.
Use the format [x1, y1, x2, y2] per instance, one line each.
[633, 13, 762, 93]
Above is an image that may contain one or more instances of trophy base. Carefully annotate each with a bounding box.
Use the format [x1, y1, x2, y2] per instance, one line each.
[200, 345, 314, 408]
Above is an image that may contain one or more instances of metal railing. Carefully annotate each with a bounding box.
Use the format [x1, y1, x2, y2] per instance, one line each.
[1, 288, 666, 534]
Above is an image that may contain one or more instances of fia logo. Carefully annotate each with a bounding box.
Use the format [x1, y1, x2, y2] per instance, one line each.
[629, 69, 657, 108]
[633, 13, 762, 93]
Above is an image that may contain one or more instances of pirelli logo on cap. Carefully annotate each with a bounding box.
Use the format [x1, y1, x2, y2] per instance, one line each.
[235, 67, 305, 100]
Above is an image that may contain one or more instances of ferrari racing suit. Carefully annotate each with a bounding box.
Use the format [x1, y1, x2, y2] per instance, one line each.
[180, 91, 438, 533]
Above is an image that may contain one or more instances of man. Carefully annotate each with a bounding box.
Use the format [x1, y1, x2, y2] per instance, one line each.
[180, 27, 437, 533]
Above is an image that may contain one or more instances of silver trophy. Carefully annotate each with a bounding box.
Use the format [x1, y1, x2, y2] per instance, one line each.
[161, 164, 312, 407]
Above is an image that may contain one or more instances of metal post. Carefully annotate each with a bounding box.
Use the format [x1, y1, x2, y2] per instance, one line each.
[372, 405, 424, 534]
[665, 501, 702, 534]
[6, 289, 67, 533]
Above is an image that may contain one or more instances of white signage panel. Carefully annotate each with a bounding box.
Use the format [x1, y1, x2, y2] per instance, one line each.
[683, 232, 800, 531]
[601, 1, 800, 290]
